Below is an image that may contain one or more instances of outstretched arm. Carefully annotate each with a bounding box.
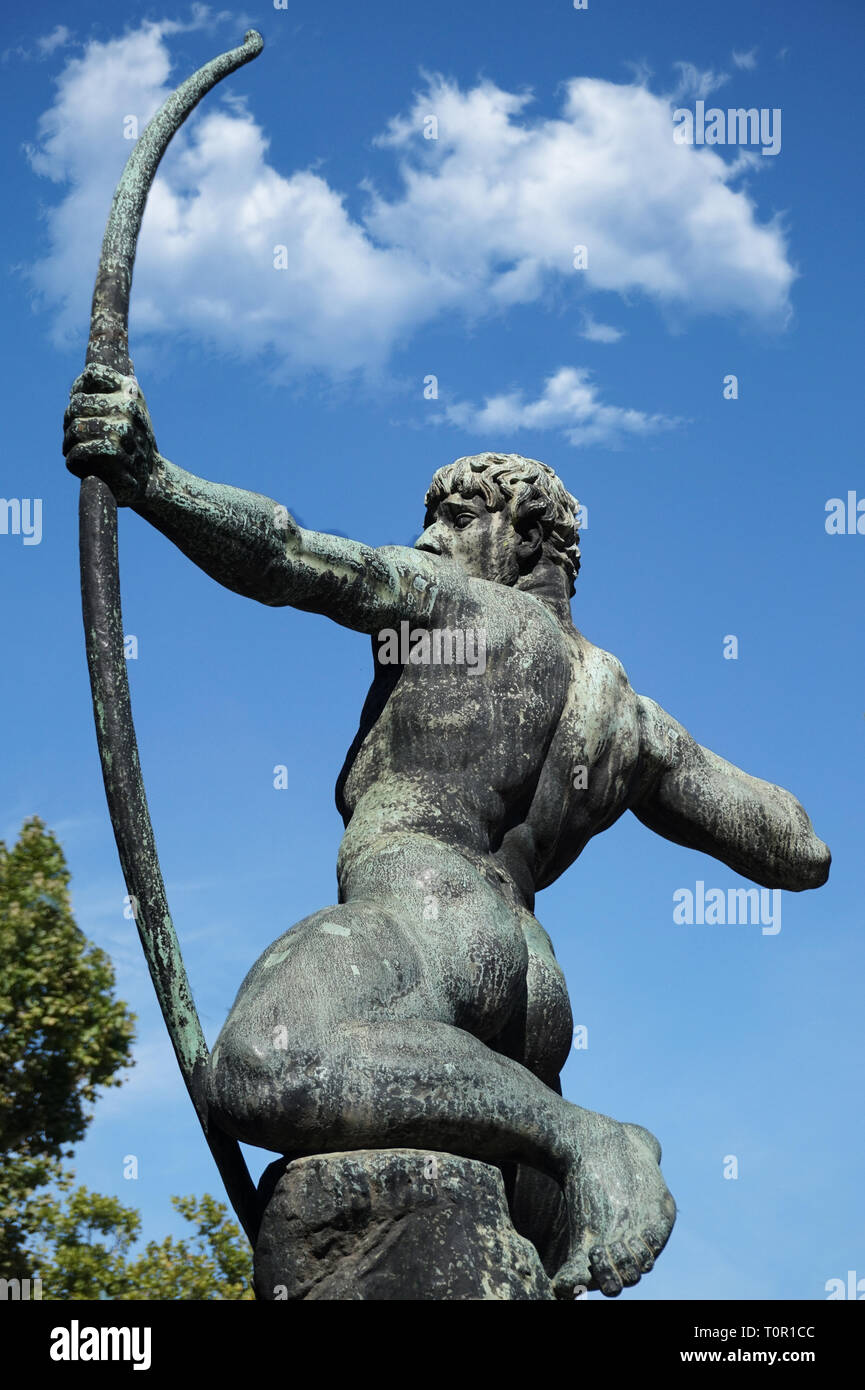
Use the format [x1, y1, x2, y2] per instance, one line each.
[134, 454, 440, 633]
[632, 695, 830, 891]
[64, 365, 440, 634]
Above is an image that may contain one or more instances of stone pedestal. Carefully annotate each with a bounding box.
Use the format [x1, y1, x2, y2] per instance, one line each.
[253, 1148, 556, 1300]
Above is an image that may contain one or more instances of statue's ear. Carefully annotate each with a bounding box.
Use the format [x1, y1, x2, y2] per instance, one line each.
[515, 516, 544, 571]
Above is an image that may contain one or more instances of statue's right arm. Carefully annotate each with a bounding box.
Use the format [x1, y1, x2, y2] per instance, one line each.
[63, 365, 441, 634]
[631, 694, 831, 892]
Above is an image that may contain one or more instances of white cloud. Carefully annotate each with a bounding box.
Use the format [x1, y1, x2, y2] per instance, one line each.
[26, 24, 795, 380]
[442, 366, 680, 448]
[579, 312, 624, 344]
[670, 62, 730, 101]
[732, 48, 758, 71]
[37, 25, 72, 57]
[27, 21, 450, 375]
[370, 72, 793, 324]
[2, 23, 73, 63]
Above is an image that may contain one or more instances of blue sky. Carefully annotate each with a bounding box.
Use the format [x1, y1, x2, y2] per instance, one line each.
[1, 0, 863, 1299]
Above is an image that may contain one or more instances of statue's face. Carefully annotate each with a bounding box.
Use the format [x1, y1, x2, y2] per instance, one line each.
[415, 491, 525, 585]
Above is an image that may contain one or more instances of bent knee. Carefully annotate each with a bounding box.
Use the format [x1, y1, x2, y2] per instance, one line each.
[208, 1030, 349, 1153]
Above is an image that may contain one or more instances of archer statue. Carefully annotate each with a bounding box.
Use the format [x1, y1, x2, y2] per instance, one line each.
[64, 362, 831, 1298]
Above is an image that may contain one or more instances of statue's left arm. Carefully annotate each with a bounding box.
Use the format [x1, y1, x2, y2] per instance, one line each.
[631, 695, 830, 891]
[63, 364, 441, 634]
[133, 453, 439, 633]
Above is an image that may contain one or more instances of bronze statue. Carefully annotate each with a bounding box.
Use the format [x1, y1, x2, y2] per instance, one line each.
[65, 33, 829, 1300]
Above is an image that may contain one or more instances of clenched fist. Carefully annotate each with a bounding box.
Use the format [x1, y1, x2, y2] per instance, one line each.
[63, 363, 158, 506]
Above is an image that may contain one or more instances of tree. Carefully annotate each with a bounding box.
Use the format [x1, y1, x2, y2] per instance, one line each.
[0, 817, 253, 1298]
[26, 1185, 253, 1300]
[0, 817, 135, 1271]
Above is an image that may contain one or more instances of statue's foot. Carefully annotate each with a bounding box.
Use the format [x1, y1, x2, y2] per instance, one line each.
[553, 1113, 676, 1300]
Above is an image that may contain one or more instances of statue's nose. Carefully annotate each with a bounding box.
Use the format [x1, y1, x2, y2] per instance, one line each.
[414, 527, 442, 555]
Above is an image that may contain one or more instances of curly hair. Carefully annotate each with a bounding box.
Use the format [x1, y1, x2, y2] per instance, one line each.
[424, 452, 581, 595]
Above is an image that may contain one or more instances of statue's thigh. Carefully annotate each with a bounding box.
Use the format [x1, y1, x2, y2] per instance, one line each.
[522, 917, 574, 1085]
[217, 901, 454, 1053]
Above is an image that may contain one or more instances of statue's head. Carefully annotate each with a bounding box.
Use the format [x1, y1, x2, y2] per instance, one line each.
[417, 453, 581, 597]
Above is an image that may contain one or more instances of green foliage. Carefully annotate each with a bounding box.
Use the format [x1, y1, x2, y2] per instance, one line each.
[27, 1184, 253, 1301]
[23, 1176, 141, 1298]
[0, 817, 135, 1268]
[124, 1195, 254, 1300]
[0, 817, 253, 1299]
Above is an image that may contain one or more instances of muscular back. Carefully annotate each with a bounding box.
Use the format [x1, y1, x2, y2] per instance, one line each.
[336, 553, 643, 910]
[496, 630, 643, 901]
[98, 452, 825, 902]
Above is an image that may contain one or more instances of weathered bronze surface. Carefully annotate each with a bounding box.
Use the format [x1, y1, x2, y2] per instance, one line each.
[65, 392, 830, 1297]
[66, 34, 830, 1302]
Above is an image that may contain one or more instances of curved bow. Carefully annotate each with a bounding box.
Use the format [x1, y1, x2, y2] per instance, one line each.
[79, 30, 264, 1244]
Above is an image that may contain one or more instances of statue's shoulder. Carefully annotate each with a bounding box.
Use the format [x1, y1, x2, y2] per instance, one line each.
[375, 544, 433, 568]
[376, 544, 456, 577]
[575, 633, 634, 694]
[375, 545, 473, 600]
